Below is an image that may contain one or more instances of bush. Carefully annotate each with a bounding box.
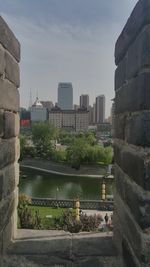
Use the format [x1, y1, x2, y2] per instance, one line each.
[53, 209, 103, 233]
[18, 194, 42, 229]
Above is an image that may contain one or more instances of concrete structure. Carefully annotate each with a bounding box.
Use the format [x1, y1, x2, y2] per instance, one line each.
[30, 97, 47, 122]
[79, 94, 89, 110]
[58, 82, 73, 110]
[49, 108, 89, 132]
[114, 0, 150, 266]
[95, 95, 105, 123]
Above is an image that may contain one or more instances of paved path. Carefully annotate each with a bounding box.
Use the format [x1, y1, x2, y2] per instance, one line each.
[20, 158, 109, 178]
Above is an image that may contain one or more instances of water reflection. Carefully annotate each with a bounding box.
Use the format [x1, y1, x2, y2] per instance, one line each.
[19, 167, 114, 200]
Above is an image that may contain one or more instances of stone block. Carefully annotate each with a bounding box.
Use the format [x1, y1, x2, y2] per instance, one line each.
[125, 112, 150, 147]
[115, 165, 150, 229]
[115, 0, 150, 64]
[5, 51, 20, 87]
[72, 234, 116, 257]
[0, 194, 15, 232]
[0, 79, 19, 112]
[2, 164, 16, 198]
[126, 24, 150, 79]
[0, 110, 4, 137]
[115, 72, 150, 114]
[2, 220, 13, 253]
[115, 193, 150, 263]
[9, 236, 71, 257]
[4, 111, 19, 138]
[114, 114, 126, 140]
[0, 16, 20, 62]
[0, 138, 16, 169]
[0, 44, 5, 75]
[115, 55, 126, 90]
[114, 141, 149, 190]
[0, 171, 3, 201]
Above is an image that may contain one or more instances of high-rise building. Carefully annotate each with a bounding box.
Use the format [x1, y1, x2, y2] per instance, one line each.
[95, 95, 105, 123]
[58, 82, 73, 110]
[79, 94, 89, 110]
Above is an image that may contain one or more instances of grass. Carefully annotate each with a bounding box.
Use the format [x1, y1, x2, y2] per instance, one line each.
[28, 205, 67, 229]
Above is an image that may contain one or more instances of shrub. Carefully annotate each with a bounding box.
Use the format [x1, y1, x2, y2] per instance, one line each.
[53, 209, 103, 233]
[18, 194, 42, 229]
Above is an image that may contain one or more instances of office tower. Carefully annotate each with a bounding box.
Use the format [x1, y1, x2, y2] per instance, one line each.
[58, 82, 73, 110]
[79, 94, 89, 110]
[95, 95, 105, 123]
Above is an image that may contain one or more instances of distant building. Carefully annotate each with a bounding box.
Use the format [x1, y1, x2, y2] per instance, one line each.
[80, 94, 89, 110]
[30, 97, 48, 122]
[49, 108, 89, 132]
[95, 95, 105, 123]
[20, 108, 31, 130]
[58, 82, 73, 110]
[41, 101, 54, 111]
[74, 104, 79, 110]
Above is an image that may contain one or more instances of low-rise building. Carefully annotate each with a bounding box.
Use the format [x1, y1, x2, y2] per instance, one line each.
[49, 108, 89, 132]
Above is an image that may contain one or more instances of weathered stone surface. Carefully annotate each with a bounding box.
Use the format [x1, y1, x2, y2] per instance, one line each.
[5, 51, 20, 87]
[2, 164, 16, 198]
[115, 165, 150, 229]
[115, 55, 126, 90]
[115, 0, 150, 64]
[9, 236, 71, 257]
[114, 193, 150, 264]
[0, 110, 4, 137]
[122, 238, 142, 267]
[114, 141, 148, 190]
[0, 194, 15, 232]
[72, 233, 117, 257]
[0, 79, 19, 112]
[0, 44, 5, 75]
[115, 72, 150, 113]
[0, 171, 3, 201]
[0, 138, 16, 169]
[125, 112, 150, 147]
[114, 114, 126, 140]
[0, 16, 20, 62]
[4, 111, 19, 138]
[126, 24, 150, 79]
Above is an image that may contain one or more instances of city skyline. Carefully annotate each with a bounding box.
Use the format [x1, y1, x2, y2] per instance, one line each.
[0, 0, 137, 117]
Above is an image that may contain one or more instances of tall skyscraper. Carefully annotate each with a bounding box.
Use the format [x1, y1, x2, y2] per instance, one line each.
[95, 95, 105, 123]
[58, 82, 73, 110]
[79, 94, 89, 110]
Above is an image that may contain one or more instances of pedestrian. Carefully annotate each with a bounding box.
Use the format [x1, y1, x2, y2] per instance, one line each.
[104, 213, 109, 225]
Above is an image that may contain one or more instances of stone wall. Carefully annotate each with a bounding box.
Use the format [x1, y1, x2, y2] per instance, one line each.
[0, 15, 20, 262]
[114, 0, 150, 266]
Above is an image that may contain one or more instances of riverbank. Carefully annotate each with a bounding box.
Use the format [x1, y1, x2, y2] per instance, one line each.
[20, 158, 111, 178]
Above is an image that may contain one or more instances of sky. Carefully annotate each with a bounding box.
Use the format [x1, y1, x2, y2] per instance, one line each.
[0, 0, 137, 117]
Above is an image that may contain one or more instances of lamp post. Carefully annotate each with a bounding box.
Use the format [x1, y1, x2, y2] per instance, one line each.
[75, 198, 80, 221]
[56, 187, 59, 200]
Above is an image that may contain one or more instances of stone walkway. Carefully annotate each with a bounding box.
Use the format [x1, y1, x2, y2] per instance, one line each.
[20, 158, 107, 177]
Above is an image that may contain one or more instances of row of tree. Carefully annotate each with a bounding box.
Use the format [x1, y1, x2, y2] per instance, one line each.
[20, 122, 113, 169]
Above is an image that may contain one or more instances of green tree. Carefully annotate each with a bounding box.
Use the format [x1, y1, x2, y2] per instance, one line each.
[20, 134, 27, 160]
[32, 122, 58, 158]
[66, 138, 87, 169]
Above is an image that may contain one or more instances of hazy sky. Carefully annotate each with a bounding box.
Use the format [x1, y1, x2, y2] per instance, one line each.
[1, 0, 137, 117]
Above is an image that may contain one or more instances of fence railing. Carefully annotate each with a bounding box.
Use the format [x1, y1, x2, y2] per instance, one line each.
[31, 197, 114, 211]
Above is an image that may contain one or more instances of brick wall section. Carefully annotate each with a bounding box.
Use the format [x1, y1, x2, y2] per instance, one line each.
[0, 16, 20, 258]
[114, 0, 150, 266]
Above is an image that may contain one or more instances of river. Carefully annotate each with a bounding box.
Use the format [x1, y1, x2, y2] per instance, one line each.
[19, 167, 114, 200]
